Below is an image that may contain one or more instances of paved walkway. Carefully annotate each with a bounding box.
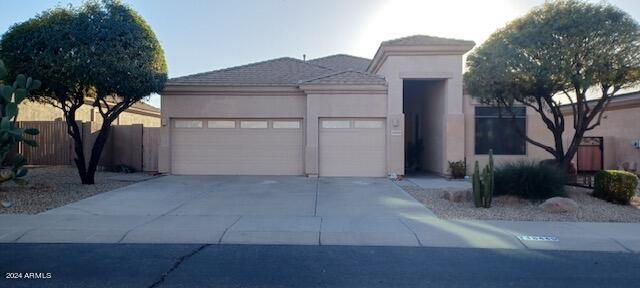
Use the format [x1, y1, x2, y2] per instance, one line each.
[0, 176, 639, 252]
[406, 174, 472, 190]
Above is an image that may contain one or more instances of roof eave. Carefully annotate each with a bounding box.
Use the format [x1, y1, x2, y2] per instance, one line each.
[162, 84, 304, 96]
[560, 93, 640, 114]
[298, 83, 387, 94]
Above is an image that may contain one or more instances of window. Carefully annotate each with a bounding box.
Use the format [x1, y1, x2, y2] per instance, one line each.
[273, 121, 300, 129]
[208, 120, 235, 128]
[354, 120, 383, 129]
[322, 120, 350, 129]
[240, 120, 268, 129]
[475, 107, 526, 155]
[175, 120, 202, 128]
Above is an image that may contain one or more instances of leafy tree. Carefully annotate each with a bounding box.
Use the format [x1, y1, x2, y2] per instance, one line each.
[0, 0, 167, 184]
[465, 0, 640, 170]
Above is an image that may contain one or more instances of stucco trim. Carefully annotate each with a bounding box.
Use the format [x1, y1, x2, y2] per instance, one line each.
[299, 84, 387, 94]
[368, 44, 475, 74]
[163, 85, 305, 96]
[399, 72, 454, 79]
[561, 96, 640, 115]
[123, 107, 161, 118]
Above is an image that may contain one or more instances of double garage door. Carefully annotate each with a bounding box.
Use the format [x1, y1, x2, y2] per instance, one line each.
[171, 118, 386, 176]
[171, 119, 304, 175]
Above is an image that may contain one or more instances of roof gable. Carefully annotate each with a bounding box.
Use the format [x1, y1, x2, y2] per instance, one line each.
[308, 54, 371, 72]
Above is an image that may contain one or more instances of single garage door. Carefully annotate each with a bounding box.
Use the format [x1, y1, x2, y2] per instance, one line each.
[319, 118, 386, 177]
[171, 119, 303, 175]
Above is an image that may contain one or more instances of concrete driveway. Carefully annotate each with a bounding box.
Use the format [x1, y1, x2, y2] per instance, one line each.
[43, 176, 431, 218]
[5, 176, 435, 246]
[3, 176, 639, 252]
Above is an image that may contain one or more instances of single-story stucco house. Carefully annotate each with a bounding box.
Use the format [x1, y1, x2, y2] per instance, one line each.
[159, 34, 640, 177]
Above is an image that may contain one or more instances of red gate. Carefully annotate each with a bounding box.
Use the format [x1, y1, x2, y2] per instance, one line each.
[576, 137, 603, 172]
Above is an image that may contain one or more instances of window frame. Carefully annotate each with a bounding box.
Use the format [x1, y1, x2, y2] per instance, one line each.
[321, 120, 351, 129]
[240, 120, 268, 129]
[207, 120, 236, 129]
[353, 120, 384, 129]
[273, 120, 301, 129]
[474, 106, 527, 155]
[174, 120, 203, 129]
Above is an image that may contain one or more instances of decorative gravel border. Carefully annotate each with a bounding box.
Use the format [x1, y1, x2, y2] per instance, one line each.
[0, 166, 157, 214]
[397, 180, 640, 223]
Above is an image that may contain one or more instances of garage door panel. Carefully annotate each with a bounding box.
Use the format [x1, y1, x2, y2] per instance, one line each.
[319, 119, 386, 177]
[171, 119, 303, 175]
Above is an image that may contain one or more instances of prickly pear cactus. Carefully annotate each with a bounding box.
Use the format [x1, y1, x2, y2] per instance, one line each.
[0, 60, 39, 185]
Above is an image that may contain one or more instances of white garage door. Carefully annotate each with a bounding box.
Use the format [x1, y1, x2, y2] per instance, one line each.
[319, 118, 386, 177]
[171, 119, 304, 175]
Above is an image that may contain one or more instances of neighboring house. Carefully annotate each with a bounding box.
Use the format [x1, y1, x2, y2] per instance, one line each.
[160, 35, 475, 176]
[18, 99, 161, 127]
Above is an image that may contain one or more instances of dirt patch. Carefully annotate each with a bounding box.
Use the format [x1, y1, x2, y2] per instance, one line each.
[398, 180, 640, 222]
[0, 166, 156, 214]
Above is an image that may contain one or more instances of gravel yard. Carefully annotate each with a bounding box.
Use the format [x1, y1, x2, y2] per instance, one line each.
[398, 180, 640, 223]
[0, 166, 156, 214]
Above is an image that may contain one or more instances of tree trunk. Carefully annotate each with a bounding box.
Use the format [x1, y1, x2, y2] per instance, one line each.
[65, 113, 92, 184]
[83, 124, 112, 185]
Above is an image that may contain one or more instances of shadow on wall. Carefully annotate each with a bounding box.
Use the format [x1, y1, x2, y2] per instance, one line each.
[403, 79, 447, 174]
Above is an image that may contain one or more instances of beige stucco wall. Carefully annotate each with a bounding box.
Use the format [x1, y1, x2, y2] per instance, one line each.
[463, 95, 556, 175]
[117, 111, 160, 127]
[18, 100, 160, 127]
[463, 95, 640, 175]
[18, 100, 93, 122]
[374, 54, 466, 175]
[159, 89, 307, 173]
[563, 103, 640, 171]
[302, 88, 387, 175]
[159, 86, 388, 175]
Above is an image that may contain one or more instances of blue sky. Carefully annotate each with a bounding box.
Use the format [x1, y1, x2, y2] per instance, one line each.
[2, 0, 640, 107]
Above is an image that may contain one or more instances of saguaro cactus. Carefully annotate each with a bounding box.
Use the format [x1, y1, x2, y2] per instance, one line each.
[472, 149, 494, 208]
[472, 161, 482, 207]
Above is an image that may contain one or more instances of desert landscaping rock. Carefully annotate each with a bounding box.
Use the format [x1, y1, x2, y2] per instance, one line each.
[539, 197, 579, 213]
[443, 189, 472, 203]
[0, 166, 155, 214]
[399, 180, 640, 223]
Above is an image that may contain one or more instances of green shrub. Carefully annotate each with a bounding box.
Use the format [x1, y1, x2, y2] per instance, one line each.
[109, 164, 137, 174]
[593, 170, 638, 204]
[494, 161, 566, 200]
[448, 160, 466, 179]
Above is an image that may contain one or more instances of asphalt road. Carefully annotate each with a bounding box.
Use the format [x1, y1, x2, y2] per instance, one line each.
[0, 244, 638, 287]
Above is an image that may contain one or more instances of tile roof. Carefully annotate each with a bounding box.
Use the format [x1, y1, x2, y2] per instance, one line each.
[87, 99, 160, 114]
[167, 57, 334, 86]
[381, 35, 475, 47]
[300, 70, 386, 85]
[308, 54, 371, 72]
[131, 101, 160, 113]
[167, 55, 384, 87]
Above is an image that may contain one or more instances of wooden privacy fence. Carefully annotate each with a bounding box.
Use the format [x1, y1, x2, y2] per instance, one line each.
[16, 121, 159, 172]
